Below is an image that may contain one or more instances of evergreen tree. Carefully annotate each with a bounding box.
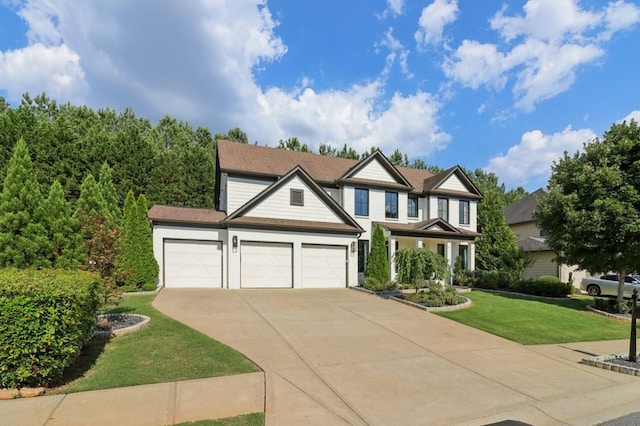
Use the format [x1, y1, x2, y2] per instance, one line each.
[98, 162, 120, 218]
[365, 224, 390, 283]
[43, 180, 84, 268]
[76, 173, 107, 218]
[0, 138, 51, 267]
[121, 190, 139, 287]
[135, 194, 158, 288]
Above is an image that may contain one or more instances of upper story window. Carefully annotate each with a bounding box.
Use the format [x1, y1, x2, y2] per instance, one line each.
[438, 197, 448, 221]
[408, 196, 418, 218]
[355, 188, 369, 216]
[290, 189, 304, 206]
[385, 191, 398, 219]
[459, 200, 470, 225]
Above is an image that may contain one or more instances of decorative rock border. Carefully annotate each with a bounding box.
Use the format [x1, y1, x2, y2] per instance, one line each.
[582, 354, 640, 376]
[94, 313, 151, 338]
[586, 305, 634, 322]
[390, 295, 472, 312]
[0, 387, 45, 400]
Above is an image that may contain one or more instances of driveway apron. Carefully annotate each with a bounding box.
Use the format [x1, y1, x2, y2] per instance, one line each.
[153, 289, 640, 425]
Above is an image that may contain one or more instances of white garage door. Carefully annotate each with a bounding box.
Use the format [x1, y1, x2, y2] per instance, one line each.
[241, 241, 292, 288]
[301, 244, 347, 288]
[164, 239, 222, 288]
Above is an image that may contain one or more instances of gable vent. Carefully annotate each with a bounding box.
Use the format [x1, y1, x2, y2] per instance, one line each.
[290, 189, 304, 206]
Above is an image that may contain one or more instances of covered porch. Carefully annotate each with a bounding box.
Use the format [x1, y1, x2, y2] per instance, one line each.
[375, 219, 481, 283]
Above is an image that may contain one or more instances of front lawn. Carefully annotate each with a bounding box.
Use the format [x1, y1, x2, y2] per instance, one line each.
[436, 291, 631, 345]
[51, 294, 259, 394]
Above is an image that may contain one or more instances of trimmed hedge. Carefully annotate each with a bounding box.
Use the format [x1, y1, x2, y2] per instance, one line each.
[467, 271, 572, 297]
[0, 268, 101, 388]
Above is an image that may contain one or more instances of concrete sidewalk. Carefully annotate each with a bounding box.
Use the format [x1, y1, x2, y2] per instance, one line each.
[0, 372, 264, 426]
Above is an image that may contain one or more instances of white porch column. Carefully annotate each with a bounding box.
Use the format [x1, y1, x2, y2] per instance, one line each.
[416, 239, 423, 248]
[446, 240, 452, 269]
[469, 241, 476, 271]
[389, 237, 397, 282]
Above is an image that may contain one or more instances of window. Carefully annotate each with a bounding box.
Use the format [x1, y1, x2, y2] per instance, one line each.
[458, 245, 468, 270]
[290, 189, 304, 206]
[408, 196, 418, 218]
[358, 240, 369, 273]
[459, 200, 470, 225]
[437, 244, 445, 258]
[540, 228, 547, 237]
[438, 197, 448, 221]
[355, 188, 369, 216]
[385, 191, 398, 219]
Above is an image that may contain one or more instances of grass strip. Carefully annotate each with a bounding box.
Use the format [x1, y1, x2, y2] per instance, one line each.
[51, 294, 259, 393]
[436, 291, 631, 345]
[176, 413, 264, 426]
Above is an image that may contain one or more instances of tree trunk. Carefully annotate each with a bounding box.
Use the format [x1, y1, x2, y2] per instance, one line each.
[618, 268, 626, 304]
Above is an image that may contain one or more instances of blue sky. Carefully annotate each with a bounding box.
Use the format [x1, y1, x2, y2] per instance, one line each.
[1, 1, 639, 191]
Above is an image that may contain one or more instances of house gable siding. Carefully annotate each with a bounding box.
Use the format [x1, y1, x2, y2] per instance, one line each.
[227, 176, 272, 213]
[244, 175, 343, 223]
[351, 159, 397, 183]
[438, 173, 469, 193]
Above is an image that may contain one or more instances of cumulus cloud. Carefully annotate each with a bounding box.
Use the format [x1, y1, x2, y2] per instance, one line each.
[444, 0, 640, 111]
[486, 126, 597, 188]
[620, 110, 640, 124]
[415, 0, 459, 49]
[0, 1, 451, 158]
[378, 0, 405, 19]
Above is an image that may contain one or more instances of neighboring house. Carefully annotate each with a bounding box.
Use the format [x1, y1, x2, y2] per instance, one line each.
[504, 188, 586, 286]
[148, 140, 482, 289]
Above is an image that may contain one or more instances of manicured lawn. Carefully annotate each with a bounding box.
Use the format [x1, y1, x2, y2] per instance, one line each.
[51, 294, 259, 394]
[176, 413, 264, 426]
[436, 290, 631, 345]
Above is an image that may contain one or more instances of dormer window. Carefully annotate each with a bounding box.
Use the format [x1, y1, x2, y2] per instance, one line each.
[290, 189, 304, 206]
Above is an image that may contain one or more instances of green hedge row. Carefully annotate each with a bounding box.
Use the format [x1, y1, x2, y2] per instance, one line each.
[463, 271, 573, 297]
[0, 268, 101, 388]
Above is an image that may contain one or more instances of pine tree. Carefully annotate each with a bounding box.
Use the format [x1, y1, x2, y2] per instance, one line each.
[0, 138, 51, 267]
[135, 194, 158, 288]
[364, 224, 390, 283]
[98, 162, 120, 218]
[43, 180, 84, 268]
[76, 174, 108, 218]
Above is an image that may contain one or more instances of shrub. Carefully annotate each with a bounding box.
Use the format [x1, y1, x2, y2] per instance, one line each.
[0, 268, 101, 388]
[471, 270, 511, 290]
[404, 283, 463, 307]
[511, 276, 572, 297]
[363, 278, 397, 292]
[394, 247, 447, 293]
[593, 297, 631, 314]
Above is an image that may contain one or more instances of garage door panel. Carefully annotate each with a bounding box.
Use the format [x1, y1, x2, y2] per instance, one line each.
[241, 242, 292, 288]
[164, 240, 222, 288]
[301, 244, 347, 288]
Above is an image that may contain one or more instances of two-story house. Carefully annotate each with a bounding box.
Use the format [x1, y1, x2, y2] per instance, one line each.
[504, 188, 586, 286]
[148, 140, 482, 289]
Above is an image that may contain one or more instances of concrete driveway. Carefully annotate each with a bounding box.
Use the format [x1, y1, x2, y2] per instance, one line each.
[154, 289, 640, 425]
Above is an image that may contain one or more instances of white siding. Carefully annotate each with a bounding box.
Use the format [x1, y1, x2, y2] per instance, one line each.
[439, 174, 468, 193]
[324, 187, 341, 204]
[247, 176, 342, 223]
[226, 176, 271, 213]
[352, 159, 396, 183]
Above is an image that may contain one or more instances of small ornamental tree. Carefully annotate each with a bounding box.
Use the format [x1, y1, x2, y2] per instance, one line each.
[536, 120, 640, 304]
[121, 190, 139, 288]
[395, 248, 447, 293]
[365, 224, 389, 284]
[0, 138, 51, 267]
[43, 180, 84, 268]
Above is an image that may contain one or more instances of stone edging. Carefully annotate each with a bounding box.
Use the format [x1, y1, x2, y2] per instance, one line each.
[94, 314, 151, 338]
[474, 288, 573, 301]
[585, 305, 634, 322]
[350, 286, 472, 312]
[581, 354, 640, 376]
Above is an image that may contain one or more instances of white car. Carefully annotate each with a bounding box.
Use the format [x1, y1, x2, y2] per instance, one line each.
[580, 274, 640, 297]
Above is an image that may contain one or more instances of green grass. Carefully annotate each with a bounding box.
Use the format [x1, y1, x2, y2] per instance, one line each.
[437, 291, 632, 344]
[51, 294, 259, 394]
[175, 413, 264, 426]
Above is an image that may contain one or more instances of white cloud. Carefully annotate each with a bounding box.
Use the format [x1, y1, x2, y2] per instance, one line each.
[0, 1, 451, 159]
[376, 27, 414, 79]
[444, 0, 640, 111]
[486, 126, 596, 188]
[621, 110, 640, 124]
[378, 0, 405, 19]
[415, 0, 459, 49]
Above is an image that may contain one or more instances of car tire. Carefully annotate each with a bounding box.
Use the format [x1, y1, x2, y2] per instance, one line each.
[587, 285, 601, 296]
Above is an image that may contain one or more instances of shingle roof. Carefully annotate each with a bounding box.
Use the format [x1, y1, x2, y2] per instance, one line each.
[216, 139, 435, 193]
[517, 236, 550, 252]
[504, 188, 547, 225]
[375, 219, 481, 240]
[148, 205, 226, 225]
[225, 216, 362, 234]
